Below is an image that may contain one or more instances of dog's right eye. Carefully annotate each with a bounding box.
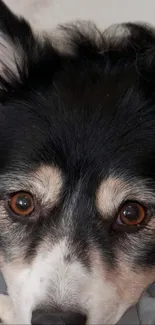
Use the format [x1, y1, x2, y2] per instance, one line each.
[8, 192, 34, 216]
[116, 201, 146, 227]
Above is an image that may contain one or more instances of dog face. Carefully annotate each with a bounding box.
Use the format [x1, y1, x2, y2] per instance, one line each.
[1, 1, 155, 324]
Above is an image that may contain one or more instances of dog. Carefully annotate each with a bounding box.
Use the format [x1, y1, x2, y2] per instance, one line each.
[0, 0, 155, 324]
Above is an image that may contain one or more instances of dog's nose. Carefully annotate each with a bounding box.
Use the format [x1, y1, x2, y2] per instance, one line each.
[31, 308, 87, 325]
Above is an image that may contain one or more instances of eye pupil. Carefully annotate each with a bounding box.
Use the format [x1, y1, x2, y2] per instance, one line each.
[16, 195, 32, 211]
[122, 204, 139, 222]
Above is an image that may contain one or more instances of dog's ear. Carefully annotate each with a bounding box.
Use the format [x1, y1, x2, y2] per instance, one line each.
[0, 0, 40, 91]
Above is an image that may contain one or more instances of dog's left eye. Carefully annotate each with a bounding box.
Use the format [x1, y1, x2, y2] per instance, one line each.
[8, 192, 34, 216]
[116, 202, 146, 226]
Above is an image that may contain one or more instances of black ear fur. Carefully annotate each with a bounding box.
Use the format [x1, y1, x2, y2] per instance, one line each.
[0, 1, 155, 93]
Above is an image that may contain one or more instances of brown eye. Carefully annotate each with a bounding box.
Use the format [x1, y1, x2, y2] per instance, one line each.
[117, 202, 146, 226]
[8, 192, 34, 216]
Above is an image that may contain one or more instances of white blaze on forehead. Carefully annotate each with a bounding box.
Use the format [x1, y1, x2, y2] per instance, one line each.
[96, 176, 155, 217]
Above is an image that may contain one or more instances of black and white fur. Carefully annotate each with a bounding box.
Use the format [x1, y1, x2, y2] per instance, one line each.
[0, 1, 155, 324]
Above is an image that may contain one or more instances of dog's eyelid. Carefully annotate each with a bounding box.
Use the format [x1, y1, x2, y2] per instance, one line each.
[0, 166, 63, 208]
[0, 185, 36, 197]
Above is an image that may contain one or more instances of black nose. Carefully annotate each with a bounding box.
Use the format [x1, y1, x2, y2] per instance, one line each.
[31, 308, 87, 325]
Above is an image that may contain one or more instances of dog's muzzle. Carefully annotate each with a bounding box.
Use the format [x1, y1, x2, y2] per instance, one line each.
[31, 308, 87, 325]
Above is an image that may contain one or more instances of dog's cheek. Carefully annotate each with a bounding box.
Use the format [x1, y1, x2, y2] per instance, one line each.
[0, 295, 15, 324]
[0, 204, 28, 264]
[89, 249, 155, 321]
[109, 255, 155, 304]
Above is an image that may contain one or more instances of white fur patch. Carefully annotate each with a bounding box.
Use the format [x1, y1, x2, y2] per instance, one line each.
[104, 23, 130, 39]
[1, 239, 150, 325]
[0, 240, 124, 324]
[0, 294, 15, 324]
[2, 239, 89, 324]
[0, 33, 22, 85]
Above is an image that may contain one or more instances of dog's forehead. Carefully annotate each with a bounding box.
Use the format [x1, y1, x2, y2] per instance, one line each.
[1, 44, 155, 180]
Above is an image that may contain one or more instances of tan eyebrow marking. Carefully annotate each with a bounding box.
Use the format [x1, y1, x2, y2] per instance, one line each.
[31, 165, 63, 204]
[96, 176, 155, 218]
[96, 177, 126, 217]
[0, 165, 63, 206]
